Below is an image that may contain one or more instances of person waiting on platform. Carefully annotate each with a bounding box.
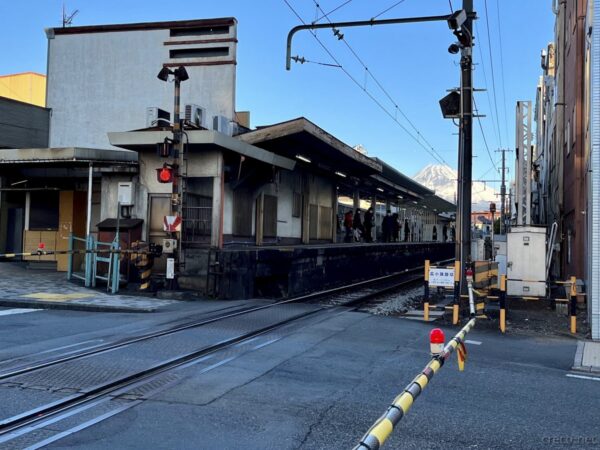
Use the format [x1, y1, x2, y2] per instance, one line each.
[392, 213, 400, 242]
[343, 210, 353, 243]
[363, 207, 374, 243]
[382, 210, 393, 242]
[352, 209, 363, 242]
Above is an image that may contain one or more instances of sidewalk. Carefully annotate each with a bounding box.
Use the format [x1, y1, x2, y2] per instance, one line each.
[573, 340, 600, 373]
[0, 262, 176, 312]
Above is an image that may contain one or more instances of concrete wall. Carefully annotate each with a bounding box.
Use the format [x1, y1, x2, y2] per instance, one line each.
[47, 24, 236, 149]
[0, 97, 49, 148]
[215, 242, 455, 299]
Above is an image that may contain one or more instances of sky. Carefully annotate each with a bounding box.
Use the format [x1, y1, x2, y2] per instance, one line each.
[0, 0, 555, 196]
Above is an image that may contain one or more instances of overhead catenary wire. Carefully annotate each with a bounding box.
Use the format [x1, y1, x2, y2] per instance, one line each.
[371, 0, 407, 21]
[291, 0, 449, 165]
[312, 0, 443, 160]
[474, 21, 501, 149]
[495, 0, 510, 145]
[473, 96, 499, 177]
[482, 0, 503, 149]
[313, 0, 353, 23]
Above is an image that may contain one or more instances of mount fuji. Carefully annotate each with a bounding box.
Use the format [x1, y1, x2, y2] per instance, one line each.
[413, 164, 498, 211]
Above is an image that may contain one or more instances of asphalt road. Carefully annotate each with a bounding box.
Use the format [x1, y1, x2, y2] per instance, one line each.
[0, 304, 598, 450]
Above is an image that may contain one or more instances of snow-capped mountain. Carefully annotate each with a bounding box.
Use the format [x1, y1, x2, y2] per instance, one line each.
[413, 164, 498, 211]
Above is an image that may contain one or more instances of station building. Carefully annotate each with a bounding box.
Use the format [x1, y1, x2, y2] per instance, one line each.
[0, 17, 455, 298]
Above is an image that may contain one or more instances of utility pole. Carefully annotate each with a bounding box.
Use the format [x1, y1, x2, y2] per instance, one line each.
[497, 148, 507, 234]
[455, 0, 474, 294]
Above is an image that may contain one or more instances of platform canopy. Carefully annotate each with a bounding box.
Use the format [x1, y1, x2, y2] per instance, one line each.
[238, 117, 381, 177]
[108, 129, 295, 171]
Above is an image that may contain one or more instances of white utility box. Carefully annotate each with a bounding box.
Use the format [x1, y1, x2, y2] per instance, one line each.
[507, 226, 547, 297]
[117, 182, 134, 206]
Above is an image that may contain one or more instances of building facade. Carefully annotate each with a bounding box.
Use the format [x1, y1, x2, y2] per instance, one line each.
[46, 18, 238, 149]
[0, 72, 46, 107]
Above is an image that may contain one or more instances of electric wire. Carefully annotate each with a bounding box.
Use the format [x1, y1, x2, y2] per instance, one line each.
[483, 0, 503, 149]
[473, 96, 499, 176]
[474, 21, 501, 147]
[495, 0, 510, 145]
[371, 0, 407, 21]
[313, 0, 353, 23]
[282, 0, 449, 165]
[310, 0, 446, 164]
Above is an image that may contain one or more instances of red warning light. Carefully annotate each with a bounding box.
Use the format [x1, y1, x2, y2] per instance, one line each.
[38, 242, 45, 249]
[156, 164, 174, 183]
[429, 328, 445, 355]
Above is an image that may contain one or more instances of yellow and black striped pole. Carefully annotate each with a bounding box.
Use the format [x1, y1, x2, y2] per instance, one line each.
[570, 276, 577, 334]
[499, 274, 507, 333]
[354, 318, 476, 450]
[423, 260, 430, 322]
[452, 260, 460, 325]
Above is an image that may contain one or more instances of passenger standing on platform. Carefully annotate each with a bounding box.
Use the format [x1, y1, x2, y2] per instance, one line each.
[353, 209, 363, 242]
[363, 207, 374, 243]
[392, 213, 400, 242]
[382, 210, 393, 242]
[343, 210, 353, 243]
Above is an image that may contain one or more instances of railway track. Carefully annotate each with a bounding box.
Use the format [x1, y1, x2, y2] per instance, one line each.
[0, 260, 447, 448]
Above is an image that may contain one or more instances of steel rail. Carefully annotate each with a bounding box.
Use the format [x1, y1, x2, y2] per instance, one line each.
[0, 273, 424, 438]
[0, 259, 451, 380]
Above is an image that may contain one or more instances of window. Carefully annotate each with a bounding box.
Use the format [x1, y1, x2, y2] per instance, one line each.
[292, 192, 302, 218]
[170, 26, 229, 37]
[169, 47, 229, 59]
[29, 191, 59, 230]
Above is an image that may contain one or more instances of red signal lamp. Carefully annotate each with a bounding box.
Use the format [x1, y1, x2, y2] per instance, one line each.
[156, 164, 174, 183]
[429, 328, 445, 356]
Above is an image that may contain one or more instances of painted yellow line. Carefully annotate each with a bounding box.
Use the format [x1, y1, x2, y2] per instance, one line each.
[21, 292, 95, 301]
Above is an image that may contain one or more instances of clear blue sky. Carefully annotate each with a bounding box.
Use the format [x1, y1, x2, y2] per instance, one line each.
[0, 0, 554, 190]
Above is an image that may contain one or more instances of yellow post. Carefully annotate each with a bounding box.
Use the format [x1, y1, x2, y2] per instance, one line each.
[500, 274, 506, 333]
[453, 260, 460, 325]
[424, 260, 430, 322]
[570, 276, 577, 334]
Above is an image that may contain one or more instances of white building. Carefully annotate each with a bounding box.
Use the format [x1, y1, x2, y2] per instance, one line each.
[46, 18, 237, 149]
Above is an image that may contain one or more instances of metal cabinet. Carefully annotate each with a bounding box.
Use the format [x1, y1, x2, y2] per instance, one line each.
[507, 226, 546, 297]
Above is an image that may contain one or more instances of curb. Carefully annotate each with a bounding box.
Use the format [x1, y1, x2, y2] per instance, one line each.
[0, 298, 156, 314]
[571, 340, 600, 374]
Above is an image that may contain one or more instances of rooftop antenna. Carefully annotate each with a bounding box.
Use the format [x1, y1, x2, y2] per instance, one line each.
[62, 3, 79, 28]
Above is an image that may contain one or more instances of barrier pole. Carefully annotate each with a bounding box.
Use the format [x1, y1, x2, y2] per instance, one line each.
[499, 274, 506, 333]
[354, 318, 477, 450]
[423, 260, 430, 322]
[570, 276, 577, 334]
[452, 260, 460, 325]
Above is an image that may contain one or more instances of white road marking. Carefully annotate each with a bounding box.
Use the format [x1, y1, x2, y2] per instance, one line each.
[0, 308, 41, 317]
[566, 373, 600, 382]
[465, 339, 482, 345]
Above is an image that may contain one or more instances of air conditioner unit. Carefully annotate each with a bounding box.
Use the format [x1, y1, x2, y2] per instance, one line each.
[162, 238, 177, 254]
[146, 107, 170, 128]
[184, 104, 207, 128]
[212, 115, 232, 136]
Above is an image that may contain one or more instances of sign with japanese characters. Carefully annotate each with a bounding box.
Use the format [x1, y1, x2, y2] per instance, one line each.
[429, 267, 455, 287]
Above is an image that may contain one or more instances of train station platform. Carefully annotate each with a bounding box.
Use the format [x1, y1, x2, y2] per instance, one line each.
[206, 241, 454, 299]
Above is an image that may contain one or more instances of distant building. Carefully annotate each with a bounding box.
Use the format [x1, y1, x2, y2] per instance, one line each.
[0, 72, 46, 107]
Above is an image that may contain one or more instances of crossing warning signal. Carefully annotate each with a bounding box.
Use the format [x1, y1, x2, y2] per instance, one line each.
[156, 164, 174, 183]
